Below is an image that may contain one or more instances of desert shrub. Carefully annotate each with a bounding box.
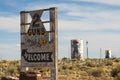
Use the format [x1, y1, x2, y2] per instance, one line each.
[105, 60, 113, 66]
[111, 65, 120, 77]
[85, 61, 96, 67]
[114, 59, 120, 63]
[79, 66, 90, 71]
[116, 73, 120, 80]
[2, 60, 7, 63]
[88, 68, 104, 77]
[62, 65, 67, 70]
[58, 68, 61, 72]
[69, 66, 73, 70]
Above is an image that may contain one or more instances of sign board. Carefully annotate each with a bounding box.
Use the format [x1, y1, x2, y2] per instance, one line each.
[20, 7, 58, 80]
[22, 49, 53, 62]
[20, 8, 58, 67]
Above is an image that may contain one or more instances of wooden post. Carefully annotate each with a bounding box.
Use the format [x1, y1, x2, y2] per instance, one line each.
[20, 11, 29, 71]
[50, 7, 58, 80]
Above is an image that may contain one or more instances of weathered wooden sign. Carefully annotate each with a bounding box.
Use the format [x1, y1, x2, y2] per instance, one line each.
[20, 8, 57, 66]
[20, 7, 58, 80]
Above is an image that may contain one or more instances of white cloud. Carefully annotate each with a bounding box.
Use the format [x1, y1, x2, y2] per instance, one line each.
[59, 19, 120, 31]
[25, 3, 120, 31]
[16, 44, 20, 47]
[0, 16, 20, 32]
[57, 4, 120, 31]
[0, 44, 20, 49]
[0, 44, 20, 59]
[74, 0, 120, 5]
[0, 2, 118, 32]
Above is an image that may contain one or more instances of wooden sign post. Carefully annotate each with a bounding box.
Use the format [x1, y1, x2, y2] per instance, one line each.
[20, 7, 58, 80]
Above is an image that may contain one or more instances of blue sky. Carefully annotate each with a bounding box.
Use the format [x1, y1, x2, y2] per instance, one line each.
[0, 0, 120, 60]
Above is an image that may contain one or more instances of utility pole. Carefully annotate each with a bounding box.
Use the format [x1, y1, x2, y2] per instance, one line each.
[100, 48, 102, 59]
[99, 48, 102, 64]
[86, 41, 88, 59]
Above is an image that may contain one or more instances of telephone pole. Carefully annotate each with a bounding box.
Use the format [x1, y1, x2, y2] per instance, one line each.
[100, 48, 102, 59]
[86, 41, 88, 59]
